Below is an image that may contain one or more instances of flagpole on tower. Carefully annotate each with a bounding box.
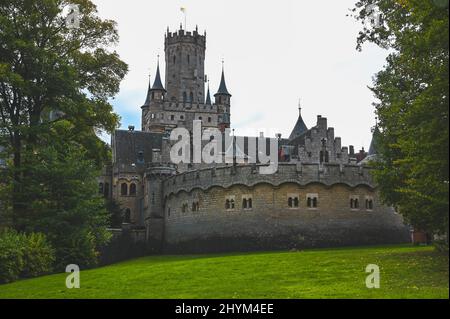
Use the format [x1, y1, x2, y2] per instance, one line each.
[180, 7, 187, 30]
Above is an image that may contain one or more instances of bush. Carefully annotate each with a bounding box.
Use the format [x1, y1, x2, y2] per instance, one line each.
[21, 232, 55, 278]
[0, 229, 55, 284]
[0, 229, 25, 284]
[54, 230, 99, 270]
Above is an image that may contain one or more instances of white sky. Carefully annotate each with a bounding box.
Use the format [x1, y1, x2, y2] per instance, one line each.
[93, 0, 387, 149]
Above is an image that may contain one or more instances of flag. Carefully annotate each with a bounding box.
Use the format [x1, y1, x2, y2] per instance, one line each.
[180, 7, 186, 13]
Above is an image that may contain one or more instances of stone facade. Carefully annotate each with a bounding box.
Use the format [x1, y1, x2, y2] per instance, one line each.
[103, 25, 410, 254]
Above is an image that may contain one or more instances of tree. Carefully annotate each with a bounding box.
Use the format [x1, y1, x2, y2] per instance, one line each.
[0, 0, 128, 227]
[352, 0, 449, 236]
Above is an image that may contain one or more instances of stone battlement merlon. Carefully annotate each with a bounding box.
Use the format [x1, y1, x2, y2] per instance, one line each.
[162, 163, 376, 198]
[165, 30, 206, 48]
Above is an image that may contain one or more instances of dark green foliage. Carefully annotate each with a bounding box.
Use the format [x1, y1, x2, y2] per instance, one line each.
[0, 229, 54, 284]
[0, 0, 127, 269]
[352, 0, 449, 236]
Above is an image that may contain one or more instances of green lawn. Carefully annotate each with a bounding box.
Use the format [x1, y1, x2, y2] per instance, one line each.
[0, 244, 448, 299]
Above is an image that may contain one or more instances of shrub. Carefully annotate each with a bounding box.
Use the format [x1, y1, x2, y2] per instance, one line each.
[0, 229, 25, 284]
[21, 232, 55, 278]
[0, 229, 55, 284]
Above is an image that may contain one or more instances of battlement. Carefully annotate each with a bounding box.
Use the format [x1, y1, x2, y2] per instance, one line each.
[162, 163, 375, 198]
[165, 28, 206, 48]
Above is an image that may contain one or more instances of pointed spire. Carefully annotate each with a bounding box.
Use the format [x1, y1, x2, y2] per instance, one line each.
[151, 56, 166, 92]
[142, 74, 152, 108]
[205, 80, 212, 105]
[368, 119, 380, 156]
[289, 100, 308, 140]
[215, 60, 231, 96]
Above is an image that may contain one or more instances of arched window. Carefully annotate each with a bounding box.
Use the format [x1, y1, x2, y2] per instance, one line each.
[354, 198, 359, 208]
[121, 183, 128, 196]
[99, 183, 104, 195]
[243, 198, 248, 209]
[225, 199, 230, 210]
[129, 183, 137, 196]
[307, 197, 312, 208]
[294, 197, 299, 208]
[230, 199, 235, 209]
[124, 209, 131, 223]
[350, 198, 354, 208]
[248, 198, 253, 209]
[187, 54, 190, 64]
[369, 200, 373, 210]
[104, 183, 109, 198]
[312, 198, 318, 208]
[183, 92, 187, 102]
[190, 92, 194, 102]
[288, 197, 293, 208]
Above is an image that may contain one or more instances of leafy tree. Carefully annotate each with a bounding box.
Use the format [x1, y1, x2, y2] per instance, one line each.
[0, 0, 128, 227]
[14, 122, 112, 269]
[352, 0, 449, 236]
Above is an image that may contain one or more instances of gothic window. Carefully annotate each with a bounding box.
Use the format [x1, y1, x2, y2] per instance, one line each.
[183, 92, 187, 102]
[313, 198, 318, 208]
[243, 198, 247, 209]
[129, 183, 137, 196]
[104, 183, 109, 198]
[225, 196, 236, 211]
[120, 183, 128, 196]
[124, 209, 131, 223]
[99, 183, 104, 195]
[288, 194, 299, 209]
[350, 196, 360, 209]
[187, 54, 190, 64]
[365, 197, 374, 210]
[190, 92, 194, 102]
[173, 55, 176, 64]
[307, 194, 318, 209]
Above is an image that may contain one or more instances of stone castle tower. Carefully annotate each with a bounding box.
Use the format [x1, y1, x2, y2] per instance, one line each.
[141, 25, 231, 135]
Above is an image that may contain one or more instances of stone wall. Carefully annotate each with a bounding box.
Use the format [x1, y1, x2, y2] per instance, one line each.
[161, 164, 410, 253]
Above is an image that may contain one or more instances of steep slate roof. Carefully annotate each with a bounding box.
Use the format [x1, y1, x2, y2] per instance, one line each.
[368, 125, 380, 156]
[112, 130, 163, 166]
[151, 62, 166, 91]
[215, 69, 231, 96]
[288, 111, 308, 140]
[142, 76, 152, 108]
[205, 84, 212, 105]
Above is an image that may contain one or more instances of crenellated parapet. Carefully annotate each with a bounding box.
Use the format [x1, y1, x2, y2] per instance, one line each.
[162, 163, 375, 198]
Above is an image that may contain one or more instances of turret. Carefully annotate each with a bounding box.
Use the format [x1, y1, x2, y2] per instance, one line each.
[214, 65, 232, 106]
[149, 58, 166, 101]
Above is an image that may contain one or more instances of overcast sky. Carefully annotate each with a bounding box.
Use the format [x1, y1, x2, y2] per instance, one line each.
[93, 0, 387, 150]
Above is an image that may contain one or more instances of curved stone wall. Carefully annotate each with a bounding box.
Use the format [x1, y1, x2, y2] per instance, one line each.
[161, 164, 410, 253]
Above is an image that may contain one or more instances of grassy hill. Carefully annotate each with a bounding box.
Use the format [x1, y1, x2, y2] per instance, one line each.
[0, 244, 448, 299]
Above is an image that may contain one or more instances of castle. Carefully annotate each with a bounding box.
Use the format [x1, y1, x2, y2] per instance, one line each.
[99, 25, 410, 253]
